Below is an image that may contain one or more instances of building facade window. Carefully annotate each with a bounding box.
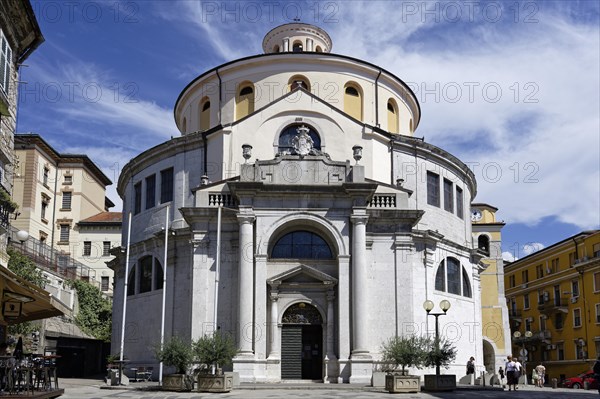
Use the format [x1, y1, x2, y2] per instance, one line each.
[539, 315, 547, 331]
[434, 258, 471, 297]
[594, 272, 600, 292]
[43, 167, 49, 186]
[557, 343, 564, 360]
[101, 276, 110, 292]
[343, 83, 363, 121]
[64, 175, 72, 184]
[134, 182, 142, 214]
[236, 83, 255, 120]
[595, 303, 600, 323]
[569, 252, 576, 266]
[59, 224, 70, 242]
[160, 168, 174, 203]
[154, 259, 164, 290]
[129, 256, 163, 296]
[103, 241, 111, 256]
[524, 293, 530, 309]
[426, 171, 440, 207]
[478, 235, 490, 255]
[386, 99, 398, 133]
[536, 264, 544, 279]
[522, 270, 529, 284]
[554, 285, 561, 306]
[127, 268, 136, 296]
[41, 199, 48, 220]
[525, 318, 533, 331]
[62, 192, 72, 210]
[572, 280, 580, 297]
[288, 75, 310, 91]
[443, 179, 453, 213]
[456, 187, 463, 218]
[292, 41, 303, 52]
[271, 230, 333, 259]
[0, 30, 12, 94]
[594, 243, 600, 257]
[508, 275, 515, 288]
[139, 256, 153, 293]
[83, 241, 91, 256]
[550, 257, 559, 273]
[573, 308, 581, 328]
[555, 312, 563, 329]
[200, 98, 210, 131]
[145, 174, 155, 210]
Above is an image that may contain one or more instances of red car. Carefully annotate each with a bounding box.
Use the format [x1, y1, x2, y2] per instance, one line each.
[563, 370, 598, 389]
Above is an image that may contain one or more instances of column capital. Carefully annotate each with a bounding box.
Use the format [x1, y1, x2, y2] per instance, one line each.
[270, 291, 279, 301]
[237, 213, 255, 225]
[326, 291, 336, 302]
[350, 214, 368, 225]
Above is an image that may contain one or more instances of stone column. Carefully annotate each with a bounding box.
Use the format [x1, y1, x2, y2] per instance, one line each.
[351, 212, 369, 354]
[326, 291, 335, 358]
[237, 213, 255, 355]
[306, 38, 313, 51]
[283, 38, 289, 52]
[268, 290, 280, 358]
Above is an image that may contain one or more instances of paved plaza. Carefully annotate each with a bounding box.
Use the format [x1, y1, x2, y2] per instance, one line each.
[56, 378, 600, 399]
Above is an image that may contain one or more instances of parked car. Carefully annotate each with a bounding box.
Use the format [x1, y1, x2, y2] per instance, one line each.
[563, 371, 598, 389]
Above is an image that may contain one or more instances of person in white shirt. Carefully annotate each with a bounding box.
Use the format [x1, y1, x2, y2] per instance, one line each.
[505, 355, 518, 391]
[514, 357, 523, 388]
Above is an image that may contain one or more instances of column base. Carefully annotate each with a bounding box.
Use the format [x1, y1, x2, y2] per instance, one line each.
[349, 353, 373, 384]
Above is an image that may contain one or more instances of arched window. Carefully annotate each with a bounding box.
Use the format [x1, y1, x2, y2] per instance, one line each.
[315, 46, 323, 52]
[435, 260, 445, 291]
[272, 230, 333, 259]
[200, 98, 210, 131]
[435, 257, 472, 297]
[462, 268, 472, 298]
[154, 259, 164, 290]
[478, 235, 490, 255]
[344, 83, 363, 121]
[278, 124, 321, 154]
[387, 99, 399, 134]
[127, 267, 136, 296]
[292, 41, 303, 52]
[288, 75, 310, 92]
[273, 44, 280, 53]
[236, 83, 255, 120]
[139, 256, 153, 294]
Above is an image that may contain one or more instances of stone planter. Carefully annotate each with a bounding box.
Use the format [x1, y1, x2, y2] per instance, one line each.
[162, 374, 193, 391]
[197, 373, 233, 393]
[423, 374, 456, 391]
[385, 373, 421, 393]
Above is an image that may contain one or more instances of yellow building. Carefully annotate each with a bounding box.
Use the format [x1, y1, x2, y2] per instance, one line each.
[504, 230, 600, 383]
[471, 203, 511, 375]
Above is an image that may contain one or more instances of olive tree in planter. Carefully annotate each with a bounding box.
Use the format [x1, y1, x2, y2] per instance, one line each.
[154, 336, 194, 391]
[193, 331, 237, 393]
[381, 334, 430, 393]
[423, 337, 457, 392]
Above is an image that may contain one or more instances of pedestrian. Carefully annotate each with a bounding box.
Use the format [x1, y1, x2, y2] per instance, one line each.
[505, 355, 518, 391]
[514, 356, 523, 388]
[466, 356, 475, 375]
[498, 366, 505, 387]
[531, 367, 538, 387]
[535, 363, 546, 387]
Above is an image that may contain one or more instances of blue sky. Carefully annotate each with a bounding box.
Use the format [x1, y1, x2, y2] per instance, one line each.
[16, 1, 600, 260]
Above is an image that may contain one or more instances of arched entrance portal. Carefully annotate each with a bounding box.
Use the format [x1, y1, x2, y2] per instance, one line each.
[281, 303, 323, 380]
[483, 339, 496, 373]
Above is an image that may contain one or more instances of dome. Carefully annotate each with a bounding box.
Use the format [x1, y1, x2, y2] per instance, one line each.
[262, 22, 332, 53]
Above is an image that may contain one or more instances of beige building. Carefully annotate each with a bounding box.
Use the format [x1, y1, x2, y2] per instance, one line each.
[471, 203, 511, 377]
[12, 133, 118, 292]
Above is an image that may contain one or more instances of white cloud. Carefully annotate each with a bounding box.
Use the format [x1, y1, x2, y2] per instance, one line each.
[502, 251, 516, 262]
[522, 242, 545, 256]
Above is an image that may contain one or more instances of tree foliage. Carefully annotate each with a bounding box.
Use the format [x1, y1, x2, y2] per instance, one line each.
[154, 336, 194, 374]
[7, 247, 47, 288]
[424, 337, 457, 369]
[68, 279, 112, 342]
[381, 335, 430, 374]
[193, 331, 237, 372]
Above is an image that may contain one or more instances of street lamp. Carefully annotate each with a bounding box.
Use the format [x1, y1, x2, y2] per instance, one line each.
[423, 299, 451, 376]
[513, 330, 532, 384]
[16, 230, 29, 253]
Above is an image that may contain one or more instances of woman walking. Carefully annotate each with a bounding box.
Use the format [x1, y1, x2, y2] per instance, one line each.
[505, 355, 518, 391]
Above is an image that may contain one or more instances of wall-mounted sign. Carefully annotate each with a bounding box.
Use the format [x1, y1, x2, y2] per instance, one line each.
[2, 301, 22, 318]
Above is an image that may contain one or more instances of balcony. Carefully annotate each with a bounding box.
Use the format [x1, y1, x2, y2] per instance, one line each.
[0, 186, 17, 233]
[537, 298, 569, 314]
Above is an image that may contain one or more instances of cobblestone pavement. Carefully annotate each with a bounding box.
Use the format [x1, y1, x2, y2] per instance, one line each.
[58, 379, 600, 399]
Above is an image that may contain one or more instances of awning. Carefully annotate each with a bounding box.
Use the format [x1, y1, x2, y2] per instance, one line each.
[0, 266, 68, 325]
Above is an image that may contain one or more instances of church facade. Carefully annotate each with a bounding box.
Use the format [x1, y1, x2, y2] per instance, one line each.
[111, 23, 508, 383]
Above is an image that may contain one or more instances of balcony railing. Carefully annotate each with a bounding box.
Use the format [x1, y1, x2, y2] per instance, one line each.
[368, 194, 397, 208]
[537, 298, 569, 314]
[7, 226, 101, 290]
[208, 193, 237, 208]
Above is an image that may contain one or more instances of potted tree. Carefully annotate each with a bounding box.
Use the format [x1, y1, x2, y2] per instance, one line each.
[423, 337, 457, 391]
[381, 334, 429, 393]
[193, 331, 237, 393]
[154, 336, 194, 391]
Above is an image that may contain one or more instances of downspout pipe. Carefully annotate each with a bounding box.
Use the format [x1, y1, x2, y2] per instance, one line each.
[374, 69, 382, 127]
[216, 68, 223, 125]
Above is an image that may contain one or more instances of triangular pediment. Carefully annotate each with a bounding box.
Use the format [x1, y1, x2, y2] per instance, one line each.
[268, 264, 337, 288]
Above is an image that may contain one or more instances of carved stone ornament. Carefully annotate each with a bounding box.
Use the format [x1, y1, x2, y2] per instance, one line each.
[282, 303, 323, 324]
[291, 125, 314, 156]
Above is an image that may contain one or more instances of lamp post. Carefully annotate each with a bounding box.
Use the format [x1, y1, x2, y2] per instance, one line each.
[513, 330, 532, 384]
[16, 230, 29, 254]
[423, 299, 451, 376]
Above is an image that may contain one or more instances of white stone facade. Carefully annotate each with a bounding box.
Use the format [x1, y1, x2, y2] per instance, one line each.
[111, 23, 486, 383]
